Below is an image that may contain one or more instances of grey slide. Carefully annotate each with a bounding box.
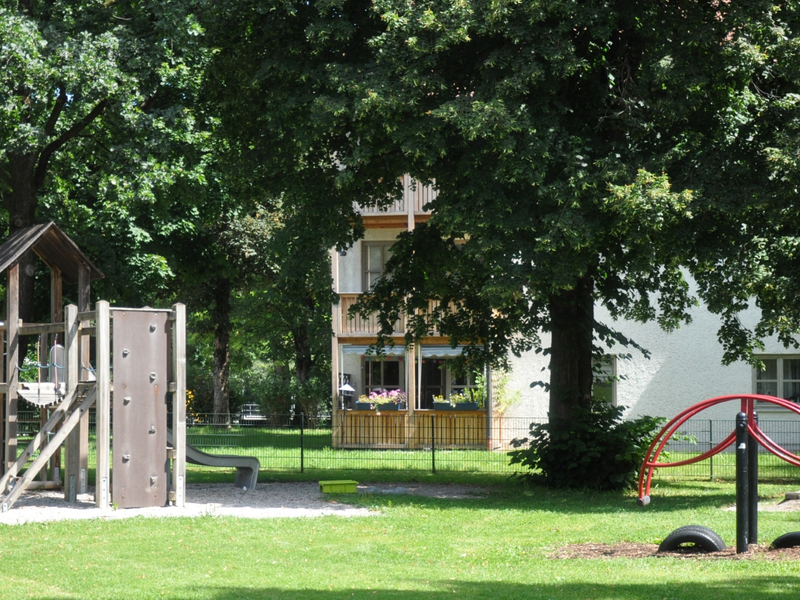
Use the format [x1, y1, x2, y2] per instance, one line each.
[166, 429, 260, 490]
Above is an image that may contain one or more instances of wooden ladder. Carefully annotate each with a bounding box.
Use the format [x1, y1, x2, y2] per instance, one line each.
[0, 386, 96, 512]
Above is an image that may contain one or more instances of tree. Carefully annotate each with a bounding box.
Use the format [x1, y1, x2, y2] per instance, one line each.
[349, 0, 794, 428]
[195, 0, 401, 419]
[0, 0, 210, 317]
[198, 0, 800, 436]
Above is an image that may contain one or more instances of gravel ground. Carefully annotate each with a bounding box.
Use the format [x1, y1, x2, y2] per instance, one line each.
[0, 481, 486, 526]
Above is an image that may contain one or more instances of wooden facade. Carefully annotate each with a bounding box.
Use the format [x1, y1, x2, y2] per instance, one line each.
[332, 178, 498, 450]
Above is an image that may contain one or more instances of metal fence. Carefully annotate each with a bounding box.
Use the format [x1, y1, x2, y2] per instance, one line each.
[15, 410, 800, 480]
[653, 418, 800, 480]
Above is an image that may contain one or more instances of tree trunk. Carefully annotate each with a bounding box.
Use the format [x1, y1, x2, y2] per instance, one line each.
[548, 275, 594, 428]
[5, 152, 39, 359]
[211, 277, 232, 426]
[293, 326, 313, 384]
[291, 323, 315, 425]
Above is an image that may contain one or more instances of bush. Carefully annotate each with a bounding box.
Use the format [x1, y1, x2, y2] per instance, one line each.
[508, 403, 665, 490]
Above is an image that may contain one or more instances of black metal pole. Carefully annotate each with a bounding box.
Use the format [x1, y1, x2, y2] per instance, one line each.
[735, 411, 749, 553]
[748, 411, 758, 544]
[300, 413, 305, 474]
[709, 419, 714, 481]
[431, 414, 436, 474]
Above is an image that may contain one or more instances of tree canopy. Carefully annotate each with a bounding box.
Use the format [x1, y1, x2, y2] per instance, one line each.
[344, 0, 800, 420]
[3, 0, 800, 427]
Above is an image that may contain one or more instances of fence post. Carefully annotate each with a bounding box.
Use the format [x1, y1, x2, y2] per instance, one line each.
[300, 413, 305, 474]
[735, 412, 749, 554]
[709, 419, 714, 481]
[431, 414, 436, 474]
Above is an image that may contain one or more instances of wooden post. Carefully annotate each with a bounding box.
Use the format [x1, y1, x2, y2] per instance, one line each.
[405, 344, 416, 448]
[76, 265, 90, 493]
[63, 304, 79, 502]
[37, 339, 47, 482]
[0, 326, 4, 474]
[406, 175, 416, 232]
[171, 303, 187, 507]
[95, 301, 110, 509]
[4, 263, 19, 475]
[49, 266, 63, 482]
[330, 248, 341, 448]
[486, 363, 493, 451]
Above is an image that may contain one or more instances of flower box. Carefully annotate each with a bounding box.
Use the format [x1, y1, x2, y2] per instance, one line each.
[433, 401, 479, 410]
[454, 402, 479, 410]
[355, 402, 373, 410]
[376, 402, 406, 411]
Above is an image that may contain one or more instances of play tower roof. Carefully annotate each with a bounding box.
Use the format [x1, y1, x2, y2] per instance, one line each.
[0, 222, 104, 282]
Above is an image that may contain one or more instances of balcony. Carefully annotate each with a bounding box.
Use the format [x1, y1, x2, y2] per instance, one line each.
[337, 294, 453, 338]
[355, 175, 436, 223]
[338, 293, 406, 337]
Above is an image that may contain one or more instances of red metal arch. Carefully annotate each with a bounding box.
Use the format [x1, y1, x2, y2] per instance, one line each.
[638, 395, 800, 505]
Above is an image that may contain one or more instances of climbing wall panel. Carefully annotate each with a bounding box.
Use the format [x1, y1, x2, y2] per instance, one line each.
[112, 310, 170, 508]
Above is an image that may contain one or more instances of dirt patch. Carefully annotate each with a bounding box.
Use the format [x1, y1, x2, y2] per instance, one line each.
[551, 542, 800, 561]
[742, 498, 800, 512]
[0, 481, 487, 526]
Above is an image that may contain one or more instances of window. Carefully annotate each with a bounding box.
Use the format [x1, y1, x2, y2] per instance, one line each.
[755, 357, 800, 405]
[449, 369, 481, 400]
[364, 358, 403, 395]
[362, 242, 393, 290]
[592, 356, 616, 405]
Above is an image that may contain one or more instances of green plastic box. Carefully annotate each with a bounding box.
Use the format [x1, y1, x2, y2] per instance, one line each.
[319, 480, 358, 494]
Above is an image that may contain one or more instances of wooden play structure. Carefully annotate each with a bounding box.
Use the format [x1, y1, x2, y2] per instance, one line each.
[0, 223, 188, 511]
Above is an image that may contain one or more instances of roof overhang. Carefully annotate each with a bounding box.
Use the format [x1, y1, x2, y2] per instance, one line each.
[0, 222, 104, 284]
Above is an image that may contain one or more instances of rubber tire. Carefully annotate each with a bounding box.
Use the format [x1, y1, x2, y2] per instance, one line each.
[658, 525, 726, 553]
[770, 531, 800, 550]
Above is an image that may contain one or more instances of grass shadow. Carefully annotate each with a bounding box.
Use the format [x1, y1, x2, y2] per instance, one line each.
[152, 576, 800, 600]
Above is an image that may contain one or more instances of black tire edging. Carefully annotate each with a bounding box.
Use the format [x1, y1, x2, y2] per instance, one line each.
[658, 525, 727, 553]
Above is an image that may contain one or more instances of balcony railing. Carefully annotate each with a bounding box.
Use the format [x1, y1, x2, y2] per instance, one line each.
[339, 293, 406, 336]
[355, 175, 436, 216]
[338, 294, 455, 337]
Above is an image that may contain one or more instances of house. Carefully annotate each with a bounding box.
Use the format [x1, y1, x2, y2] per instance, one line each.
[330, 177, 800, 450]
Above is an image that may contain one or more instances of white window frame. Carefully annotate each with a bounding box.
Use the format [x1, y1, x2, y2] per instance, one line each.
[753, 355, 800, 410]
[363, 357, 405, 395]
[362, 242, 393, 290]
[447, 368, 481, 400]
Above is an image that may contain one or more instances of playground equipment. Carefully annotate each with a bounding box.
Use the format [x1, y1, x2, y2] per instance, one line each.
[0, 223, 257, 513]
[637, 394, 800, 553]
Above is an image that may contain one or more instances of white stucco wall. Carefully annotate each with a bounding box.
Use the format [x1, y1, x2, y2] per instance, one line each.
[502, 294, 800, 422]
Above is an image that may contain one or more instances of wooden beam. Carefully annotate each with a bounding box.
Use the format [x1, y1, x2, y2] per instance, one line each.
[76, 265, 90, 492]
[331, 248, 342, 448]
[17, 322, 66, 336]
[171, 303, 187, 507]
[95, 301, 110, 509]
[63, 304, 79, 502]
[4, 263, 19, 474]
[51, 265, 63, 342]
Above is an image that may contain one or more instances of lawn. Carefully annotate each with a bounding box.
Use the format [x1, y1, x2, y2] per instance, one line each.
[1, 478, 799, 599]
